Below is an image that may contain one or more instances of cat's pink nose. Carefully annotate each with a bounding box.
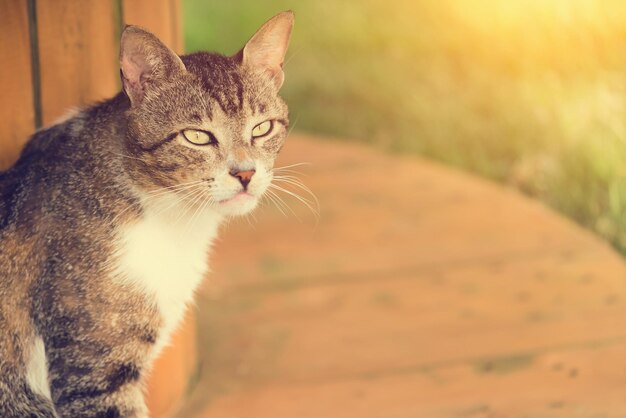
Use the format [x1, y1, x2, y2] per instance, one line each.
[230, 169, 256, 188]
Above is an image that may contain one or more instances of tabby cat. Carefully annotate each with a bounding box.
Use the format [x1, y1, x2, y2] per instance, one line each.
[0, 11, 294, 418]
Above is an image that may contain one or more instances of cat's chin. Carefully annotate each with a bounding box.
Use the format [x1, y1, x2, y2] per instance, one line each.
[216, 192, 259, 216]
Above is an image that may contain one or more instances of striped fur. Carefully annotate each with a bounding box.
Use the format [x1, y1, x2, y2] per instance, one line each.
[0, 12, 293, 417]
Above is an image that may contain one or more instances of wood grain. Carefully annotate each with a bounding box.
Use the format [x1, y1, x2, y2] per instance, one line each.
[2, 1, 195, 415]
[37, 0, 118, 126]
[146, 309, 198, 418]
[123, 0, 183, 53]
[170, 0, 184, 53]
[0, 0, 35, 169]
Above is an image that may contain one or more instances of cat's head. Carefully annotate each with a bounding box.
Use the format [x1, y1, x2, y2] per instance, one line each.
[119, 12, 294, 218]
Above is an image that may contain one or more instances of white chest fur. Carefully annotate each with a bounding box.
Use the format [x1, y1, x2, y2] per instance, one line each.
[115, 205, 222, 356]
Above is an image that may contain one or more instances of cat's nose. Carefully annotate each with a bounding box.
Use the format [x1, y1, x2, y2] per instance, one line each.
[230, 168, 256, 189]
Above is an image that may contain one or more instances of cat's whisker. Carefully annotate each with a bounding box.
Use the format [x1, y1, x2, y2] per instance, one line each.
[174, 194, 209, 241]
[272, 174, 310, 183]
[269, 183, 320, 220]
[168, 187, 206, 224]
[145, 180, 207, 196]
[146, 180, 206, 194]
[266, 188, 302, 221]
[109, 181, 207, 229]
[264, 189, 290, 218]
[271, 177, 319, 209]
[182, 190, 213, 237]
[108, 180, 209, 227]
[139, 190, 193, 210]
[243, 212, 257, 230]
[156, 183, 208, 218]
[143, 183, 209, 213]
[274, 176, 319, 212]
[283, 47, 301, 68]
[272, 178, 318, 203]
[244, 202, 259, 226]
[272, 174, 314, 190]
[285, 113, 300, 137]
[273, 162, 312, 171]
[272, 174, 307, 180]
[144, 187, 201, 204]
[198, 193, 216, 220]
[176, 187, 212, 234]
[111, 191, 172, 225]
[272, 168, 308, 177]
[184, 186, 219, 238]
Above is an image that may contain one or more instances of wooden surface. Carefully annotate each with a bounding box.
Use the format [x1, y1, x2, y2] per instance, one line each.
[123, 0, 183, 53]
[37, 0, 119, 126]
[0, 0, 34, 169]
[178, 134, 626, 418]
[146, 310, 198, 417]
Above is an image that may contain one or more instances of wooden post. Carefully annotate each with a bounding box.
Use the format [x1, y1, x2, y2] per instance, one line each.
[0, 2, 197, 417]
[37, 0, 119, 126]
[123, 0, 184, 53]
[0, 0, 35, 170]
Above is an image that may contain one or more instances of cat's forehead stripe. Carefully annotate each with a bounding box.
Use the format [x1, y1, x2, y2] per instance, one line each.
[182, 53, 245, 117]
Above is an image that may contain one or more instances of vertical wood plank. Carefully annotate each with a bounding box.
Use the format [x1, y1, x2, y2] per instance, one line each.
[2, 0, 193, 415]
[170, 0, 184, 53]
[37, 0, 118, 126]
[123, 0, 183, 53]
[146, 309, 198, 417]
[0, 0, 35, 170]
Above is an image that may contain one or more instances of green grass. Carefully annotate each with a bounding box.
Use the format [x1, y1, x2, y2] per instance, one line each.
[183, 0, 626, 253]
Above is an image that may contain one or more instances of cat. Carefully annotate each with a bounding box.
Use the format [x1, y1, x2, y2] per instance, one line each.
[0, 11, 294, 418]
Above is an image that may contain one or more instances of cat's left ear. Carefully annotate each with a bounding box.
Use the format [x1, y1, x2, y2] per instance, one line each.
[120, 25, 186, 105]
[237, 11, 294, 89]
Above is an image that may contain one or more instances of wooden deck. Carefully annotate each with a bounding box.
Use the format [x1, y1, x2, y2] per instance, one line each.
[177, 134, 626, 418]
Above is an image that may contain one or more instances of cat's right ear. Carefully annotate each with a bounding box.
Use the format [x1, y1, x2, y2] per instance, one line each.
[236, 11, 295, 89]
[120, 26, 186, 105]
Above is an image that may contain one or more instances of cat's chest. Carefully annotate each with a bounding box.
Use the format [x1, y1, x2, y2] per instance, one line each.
[115, 211, 220, 351]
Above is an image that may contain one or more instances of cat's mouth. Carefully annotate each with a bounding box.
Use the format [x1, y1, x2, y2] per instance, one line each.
[215, 191, 259, 216]
[218, 191, 255, 205]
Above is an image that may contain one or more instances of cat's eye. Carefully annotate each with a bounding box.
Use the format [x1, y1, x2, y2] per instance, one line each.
[252, 121, 273, 139]
[182, 129, 217, 146]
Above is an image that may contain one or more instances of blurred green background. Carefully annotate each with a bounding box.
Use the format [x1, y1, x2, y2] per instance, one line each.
[183, 0, 626, 254]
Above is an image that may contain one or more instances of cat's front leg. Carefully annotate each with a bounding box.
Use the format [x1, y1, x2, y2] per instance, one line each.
[38, 300, 159, 418]
[46, 336, 151, 418]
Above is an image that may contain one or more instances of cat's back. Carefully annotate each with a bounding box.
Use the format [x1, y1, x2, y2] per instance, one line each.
[0, 102, 128, 287]
[1, 99, 127, 230]
[0, 122, 78, 236]
[0, 122, 80, 297]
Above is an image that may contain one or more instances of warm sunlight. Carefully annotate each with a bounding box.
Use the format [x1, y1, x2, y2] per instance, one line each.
[187, 0, 626, 251]
[445, 0, 626, 75]
[4, 1, 626, 416]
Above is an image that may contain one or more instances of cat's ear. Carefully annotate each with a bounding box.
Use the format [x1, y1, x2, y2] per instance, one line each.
[237, 11, 294, 89]
[120, 25, 186, 105]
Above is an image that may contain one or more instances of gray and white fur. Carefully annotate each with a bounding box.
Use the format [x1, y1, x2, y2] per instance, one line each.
[0, 11, 294, 418]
